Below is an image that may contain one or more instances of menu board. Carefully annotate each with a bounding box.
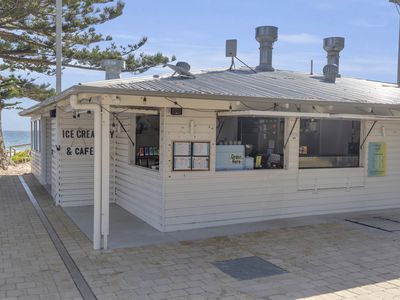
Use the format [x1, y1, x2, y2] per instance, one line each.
[192, 142, 210, 156]
[173, 142, 191, 156]
[368, 142, 386, 177]
[173, 157, 191, 171]
[192, 157, 209, 170]
[172, 141, 210, 171]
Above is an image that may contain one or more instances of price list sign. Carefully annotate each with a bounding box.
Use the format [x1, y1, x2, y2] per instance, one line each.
[172, 142, 210, 171]
[368, 142, 386, 177]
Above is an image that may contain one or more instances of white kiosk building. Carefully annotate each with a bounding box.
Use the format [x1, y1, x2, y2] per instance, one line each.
[21, 27, 400, 249]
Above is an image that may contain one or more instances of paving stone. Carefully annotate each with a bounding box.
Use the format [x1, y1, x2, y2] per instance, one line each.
[0, 176, 82, 300]
[5, 174, 400, 299]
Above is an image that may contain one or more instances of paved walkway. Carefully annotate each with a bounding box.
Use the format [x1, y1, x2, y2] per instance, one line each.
[2, 173, 400, 300]
[0, 175, 82, 300]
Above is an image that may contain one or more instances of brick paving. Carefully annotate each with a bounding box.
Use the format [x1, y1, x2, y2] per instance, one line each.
[0, 175, 82, 300]
[3, 173, 400, 299]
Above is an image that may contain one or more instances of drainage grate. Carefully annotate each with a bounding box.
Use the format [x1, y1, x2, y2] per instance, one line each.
[212, 256, 286, 280]
[346, 216, 400, 232]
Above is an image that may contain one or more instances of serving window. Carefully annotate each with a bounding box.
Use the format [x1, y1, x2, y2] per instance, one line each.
[299, 118, 360, 169]
[133, 115, 160, 170]
[216, 116, 285, 171]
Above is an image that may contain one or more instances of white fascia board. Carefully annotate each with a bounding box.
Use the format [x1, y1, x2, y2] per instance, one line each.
[218, 110, 400, 121]
[330, 114, 400, 121]
[218, 110, 330, 118]
[110, 108, 159, 115]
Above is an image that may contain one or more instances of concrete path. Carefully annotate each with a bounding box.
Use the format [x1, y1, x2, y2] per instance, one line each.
[65, 201, 400, 250]
[3, 173, 400, 300]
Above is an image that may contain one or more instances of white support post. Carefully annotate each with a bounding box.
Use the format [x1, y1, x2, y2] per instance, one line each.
[101, 103, 110, 249]
[70, 95, 102, 250]
[93, 105, 102, 250]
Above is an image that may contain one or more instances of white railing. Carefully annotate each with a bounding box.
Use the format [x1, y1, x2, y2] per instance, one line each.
[6, 143, 31, 157]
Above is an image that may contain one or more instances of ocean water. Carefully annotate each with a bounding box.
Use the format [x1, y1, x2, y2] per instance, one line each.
[3, 131, 31, 148]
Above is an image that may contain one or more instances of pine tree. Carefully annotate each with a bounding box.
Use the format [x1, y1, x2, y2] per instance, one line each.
[0, 76, 54, 169]
[0, 0, 173, 169]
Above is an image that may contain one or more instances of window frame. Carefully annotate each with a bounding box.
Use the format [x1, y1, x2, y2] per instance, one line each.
[172, 141, 211, 172]
[129, 113, 160, 171]
[31, 119, 41, 153]
[298, 118, 361, 169]
[215, 116, 287, 171]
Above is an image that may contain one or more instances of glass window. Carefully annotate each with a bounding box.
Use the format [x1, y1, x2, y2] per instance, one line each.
[31, 120, 41, 152]
[299, 118, 360, 168]
[134, 115, 160, 170]
[216, 116, 285, 171]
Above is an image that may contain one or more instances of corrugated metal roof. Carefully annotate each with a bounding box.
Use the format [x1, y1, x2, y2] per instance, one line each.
[20, 68, 400, 116]
[83, 69, 400, 105]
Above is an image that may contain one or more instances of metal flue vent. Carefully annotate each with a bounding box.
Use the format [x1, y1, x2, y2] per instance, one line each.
[323, 64, 339, 83]
[165, 61, 195, 78]
[255, 26, 278, 72]
[323, 37, 344, 77]
[101, 59, 126, 80]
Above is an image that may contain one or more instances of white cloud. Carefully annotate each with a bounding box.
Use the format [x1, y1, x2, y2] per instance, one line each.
[112, 33, 143, 41]
[279, 33, 320, 45]
[348, 19, 386, 28]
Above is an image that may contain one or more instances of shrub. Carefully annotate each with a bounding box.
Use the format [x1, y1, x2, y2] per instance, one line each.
[11, 150, 31, 164]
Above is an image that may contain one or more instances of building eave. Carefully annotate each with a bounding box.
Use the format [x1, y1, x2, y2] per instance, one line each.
[19, 83, 400, 117]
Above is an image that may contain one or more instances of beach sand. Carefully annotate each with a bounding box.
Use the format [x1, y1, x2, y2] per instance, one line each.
[0, 162, 31, 176]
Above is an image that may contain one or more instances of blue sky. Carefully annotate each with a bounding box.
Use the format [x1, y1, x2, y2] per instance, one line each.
[3, 0, 399, 131]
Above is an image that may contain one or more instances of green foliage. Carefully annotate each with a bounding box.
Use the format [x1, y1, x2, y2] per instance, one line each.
[0, 0, 174, 76]
[11, 149, 31, 164]
[0, 75, 55, 110]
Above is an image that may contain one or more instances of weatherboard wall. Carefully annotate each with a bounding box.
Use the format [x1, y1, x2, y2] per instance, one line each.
[31, 149, 42, 183]
[51, 112, 60, 202]
[162, 114, 400, 231]
[112, 114, 164, 231]
[29, 105, 400, 233]
[45, 117, 52, 187]
[53, 110, 95, 207]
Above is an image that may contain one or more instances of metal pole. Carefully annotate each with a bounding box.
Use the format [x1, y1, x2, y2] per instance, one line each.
[397, 18, 400, 86]
[310, 59, 314, 75]
[56, 0, 62, 94]
[390, 0, 400, 85]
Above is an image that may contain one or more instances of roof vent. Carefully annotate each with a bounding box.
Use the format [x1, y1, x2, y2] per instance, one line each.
[323, 37, 344, 77]
[255, 26, 278, 72]
[165, 61, 195, 78]
[101, 59, 125, 80]
[323, 64, 339, 83]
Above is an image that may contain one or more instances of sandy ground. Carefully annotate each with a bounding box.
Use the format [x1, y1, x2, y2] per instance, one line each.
[0, 162, 31, 176]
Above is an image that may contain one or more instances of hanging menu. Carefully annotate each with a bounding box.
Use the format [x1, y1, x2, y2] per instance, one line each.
[172, 141, 210, 171]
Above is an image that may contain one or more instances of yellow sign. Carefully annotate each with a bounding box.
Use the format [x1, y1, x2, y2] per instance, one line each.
[368, 142, 386, 177]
